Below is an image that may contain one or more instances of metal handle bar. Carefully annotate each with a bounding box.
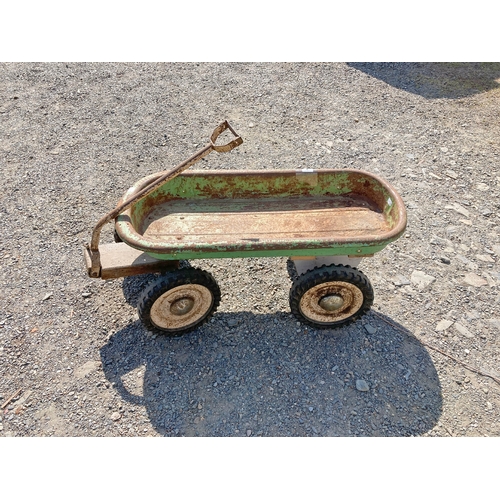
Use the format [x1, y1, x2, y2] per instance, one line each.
[86, 121, 243, 277]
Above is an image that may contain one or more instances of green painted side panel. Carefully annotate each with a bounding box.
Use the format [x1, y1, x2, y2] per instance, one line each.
[132, 171, 359, 218]
[115, 169, 406, 261]
[143, 242, 390, 261]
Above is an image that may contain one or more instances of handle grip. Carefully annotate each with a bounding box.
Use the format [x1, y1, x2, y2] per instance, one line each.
[210, 120, 243, 152]
[86, 121, 243, 277]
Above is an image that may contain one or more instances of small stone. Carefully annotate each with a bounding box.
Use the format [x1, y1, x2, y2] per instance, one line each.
[477, 254, 494, 263]
[326, 141, 333, 148]
[445, 170, 458, 179]
[441, 147, 449, 152]
[456, 254, 473, 265]
[411, 270, 436, 290]
[111, 412, 121, 421]
[393, 275, 411, 286]
[430, 236, 448, 246]
[364, 324, 377, 334]
[465, 310, 481, 320]
[227, 318, 238, 327]
[356, 380, 369, 392]
[42, 293, 53, 301]
[476, 183, 489, 192]
[440, 256, 451, 264]
[454, 323, 474, 338]
[308, 406, 313, 412]
[248, 122, 255, 128]
[445, 202, 469, 217]
[492, 245, 500, 257]
[436, 319, 453, 332]
[82, 292, 92, 298]
[246, 429, 252, 436]
[464, 273, 488, 287]
[487, 319, 500, 332]
[486, 402, 493, 410]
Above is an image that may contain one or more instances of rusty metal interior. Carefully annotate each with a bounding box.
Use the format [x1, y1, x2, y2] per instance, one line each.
[139, 194, 388, 245]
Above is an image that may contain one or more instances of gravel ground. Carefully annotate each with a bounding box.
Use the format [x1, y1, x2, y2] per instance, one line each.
[1, 62, 499, 437]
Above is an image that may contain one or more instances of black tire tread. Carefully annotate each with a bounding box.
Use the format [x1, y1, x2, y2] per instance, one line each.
[137, 268, 221, 336]
[289, 264, 374, 329]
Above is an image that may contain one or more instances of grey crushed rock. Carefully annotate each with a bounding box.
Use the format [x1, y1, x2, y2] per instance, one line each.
[356, 380, 370, 392]
[463, 273, 488, 287]
[454, 323, 474, 339]
[364, 324, 377, 334]
[410, 270, 436, 290]
[1, 62, 499, 437]
[436, 320, 453, 332]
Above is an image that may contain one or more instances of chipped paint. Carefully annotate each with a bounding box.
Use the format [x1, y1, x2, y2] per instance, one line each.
[115, 169, 406, 261]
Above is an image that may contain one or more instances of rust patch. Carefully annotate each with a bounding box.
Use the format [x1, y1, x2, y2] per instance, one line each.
[299, 281, 364, 324]
[114, 169, 406, 258]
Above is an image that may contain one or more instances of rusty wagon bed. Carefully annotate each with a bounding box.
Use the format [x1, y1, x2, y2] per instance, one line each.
[113, 168, 405, 261]
[85, 121, 406, 334]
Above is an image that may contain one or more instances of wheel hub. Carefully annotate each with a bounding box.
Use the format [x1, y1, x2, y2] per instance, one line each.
[150, 284, 213, 331]
[299, 281, 364, 324]
[170, 297, 195, 316]
[318, 294, 344, 311]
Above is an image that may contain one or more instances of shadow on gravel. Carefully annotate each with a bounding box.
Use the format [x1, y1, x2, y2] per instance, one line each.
[100, 279, 443, 436]
[348, 62, 500, 99]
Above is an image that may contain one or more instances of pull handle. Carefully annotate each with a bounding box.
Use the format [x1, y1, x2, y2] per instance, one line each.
[210, 120, 243, 152]
[86, 121, 243, 277]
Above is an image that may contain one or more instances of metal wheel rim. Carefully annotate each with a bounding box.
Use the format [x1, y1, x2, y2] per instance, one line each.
[299, 281, 364, 324]
[150, 284, 214, 331]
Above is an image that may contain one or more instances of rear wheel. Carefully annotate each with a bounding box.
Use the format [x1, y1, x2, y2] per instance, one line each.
[138, 268, 221, 336]
[289, 264, 373, 329]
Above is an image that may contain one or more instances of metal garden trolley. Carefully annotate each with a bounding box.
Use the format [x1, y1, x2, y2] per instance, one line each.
[85, 121, 406, 335]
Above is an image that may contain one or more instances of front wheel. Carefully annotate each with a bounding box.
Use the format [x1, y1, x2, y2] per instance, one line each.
[137, 268, 221, 336]
[289, 265, 374, 329]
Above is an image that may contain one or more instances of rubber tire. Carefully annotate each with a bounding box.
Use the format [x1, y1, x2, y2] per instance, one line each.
[289, 264, 374, 329]
[138, 268, 221, 336]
